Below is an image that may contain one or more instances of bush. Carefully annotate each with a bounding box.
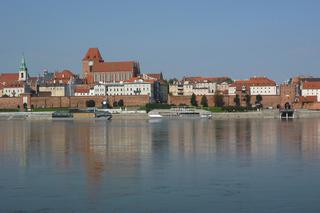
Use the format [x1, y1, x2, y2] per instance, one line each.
[190, 93, 198, 107]
[222, 106, 252, 112]
[201, 95, 208, 107]
[118, 99, 124, 107]
[86, 100, 95, 108]
[144, 103, 171, 112]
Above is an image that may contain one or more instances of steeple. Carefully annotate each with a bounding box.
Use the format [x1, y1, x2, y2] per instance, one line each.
[19, 54, 28, 71]
[18, 54, 28, 82]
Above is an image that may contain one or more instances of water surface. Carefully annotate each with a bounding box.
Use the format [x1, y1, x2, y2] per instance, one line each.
[0, 118, 320, 212]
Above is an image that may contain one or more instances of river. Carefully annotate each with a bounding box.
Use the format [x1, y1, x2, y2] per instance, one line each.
[0, 118, 320, 212]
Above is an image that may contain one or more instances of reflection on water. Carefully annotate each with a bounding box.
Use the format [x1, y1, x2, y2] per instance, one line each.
[1, 118, 320, 212]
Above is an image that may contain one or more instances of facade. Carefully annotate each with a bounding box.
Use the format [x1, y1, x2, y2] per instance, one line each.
[2, 84, 25, 97]
[228, 77, 277, 96]
[39, 85, 71, 97]
[141, 73, 168, 103]
[169, 77, 230, 96]
[280, 83, 297, 106]
[106, 78, 154, 99]
[93, 84, 107, 96]
[301, 81, 320, 102]
[82, 48, 140, 84]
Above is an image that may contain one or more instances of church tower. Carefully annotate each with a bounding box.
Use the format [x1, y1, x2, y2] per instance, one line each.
[18, 55, 28, 82]
[82, 48, 104, 83]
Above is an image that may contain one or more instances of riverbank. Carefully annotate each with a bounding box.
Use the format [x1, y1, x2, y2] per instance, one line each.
[0, 109, 320, 120]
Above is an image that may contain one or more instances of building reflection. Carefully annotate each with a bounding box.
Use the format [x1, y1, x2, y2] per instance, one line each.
[0, 118, 320, 199]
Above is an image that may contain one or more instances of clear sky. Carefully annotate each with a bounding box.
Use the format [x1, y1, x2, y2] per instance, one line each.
[0, 0, 319, 82]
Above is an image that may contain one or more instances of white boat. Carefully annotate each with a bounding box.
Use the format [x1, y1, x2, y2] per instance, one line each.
[148, 112, 163, 118]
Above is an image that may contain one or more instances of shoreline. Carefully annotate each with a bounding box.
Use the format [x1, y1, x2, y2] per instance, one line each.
[0, 109, 320, 120]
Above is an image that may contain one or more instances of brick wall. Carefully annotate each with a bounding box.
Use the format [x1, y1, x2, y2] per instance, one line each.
[30, 95, 149, 109]
[168, 95, 229, 107]
[0, 98, 21, 109]
[0, 95, 149, 109]
[169, 94, 280, 108]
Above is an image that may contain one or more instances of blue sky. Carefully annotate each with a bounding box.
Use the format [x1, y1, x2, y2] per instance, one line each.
[0, 0, 319, 82]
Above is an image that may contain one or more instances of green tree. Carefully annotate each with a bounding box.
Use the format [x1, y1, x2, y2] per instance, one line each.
[214, 92, 224, 107]
[86, 100, 95, 108]
[113, 101, 118, 108]
[190, 93, 198, 106]
[200, 95, 208, 107]
[245, 94, 251, 108]
[256, 95, 263, 104]
[118, 99, 124, 107]
[23, 103, 28, 111]
[234, 94, 240, 107]
[168, 78, 178, 84]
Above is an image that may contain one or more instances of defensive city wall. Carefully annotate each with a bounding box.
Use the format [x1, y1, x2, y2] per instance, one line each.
[168, 95, 281, 108]
[0, 95, 149, 109]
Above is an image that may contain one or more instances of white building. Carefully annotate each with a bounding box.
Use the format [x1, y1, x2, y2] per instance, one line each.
[228, 77, 277, 96]
[93, 84, 107, 96]
[2, 85, 25, 97]
[39, 85, 70, 96]
[106, 78, 154, 98]
[301, 81, 320, 102]
[250, 86, 277, 96]
[169, 77, 220, 96]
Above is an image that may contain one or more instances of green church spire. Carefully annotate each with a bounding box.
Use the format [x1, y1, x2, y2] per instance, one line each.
[19, 54, 28, 71]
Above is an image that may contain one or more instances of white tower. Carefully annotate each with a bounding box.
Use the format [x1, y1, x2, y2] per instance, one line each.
[18, 55, 28, 82]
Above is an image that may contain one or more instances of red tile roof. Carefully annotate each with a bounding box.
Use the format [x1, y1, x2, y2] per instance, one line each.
[54, 70, 75, 79]
[144, 73, 163, 81]
[93, 61, 136, 72]
[82, 48, 104, 61]
[124, 77, 155, 83]
[249, 77, 276, 86]
[74, 85, 90, 93]
[303, 81, 320, 90]
[54, 70, 76, 84]
[230, 77, 276, 89]
[0, 73, 19, 85]
[183, 76, 230, 83]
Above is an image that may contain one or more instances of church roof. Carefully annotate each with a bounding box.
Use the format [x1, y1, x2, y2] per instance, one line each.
[82, 48, 104, 61]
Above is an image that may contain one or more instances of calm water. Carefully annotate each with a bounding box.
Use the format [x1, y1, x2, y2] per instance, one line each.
[0, 118, 320, 212]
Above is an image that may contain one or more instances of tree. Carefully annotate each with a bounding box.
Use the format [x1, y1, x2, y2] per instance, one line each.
[256, 94, 263, 104]
[86, 100, 95, 108]
[190, 93, 198, 106]
[23, 103, 28, 111]
[214, 92, 224, 107]
[200, 95, 208, 107]
[245, 94, 251, 108]
[113, 101, 118, 108]
[118, 99, 124, 107]
[234, 94, 240, 107]
[168, 78, 178, 84]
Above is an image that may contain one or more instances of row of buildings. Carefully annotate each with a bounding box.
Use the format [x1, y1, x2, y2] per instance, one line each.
[1, 47, 320, 108]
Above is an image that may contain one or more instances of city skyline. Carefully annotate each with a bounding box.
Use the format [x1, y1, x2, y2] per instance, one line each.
[1, 0, 320, 81]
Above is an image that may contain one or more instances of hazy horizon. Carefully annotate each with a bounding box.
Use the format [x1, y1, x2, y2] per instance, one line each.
[1, 0, 319, 82]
